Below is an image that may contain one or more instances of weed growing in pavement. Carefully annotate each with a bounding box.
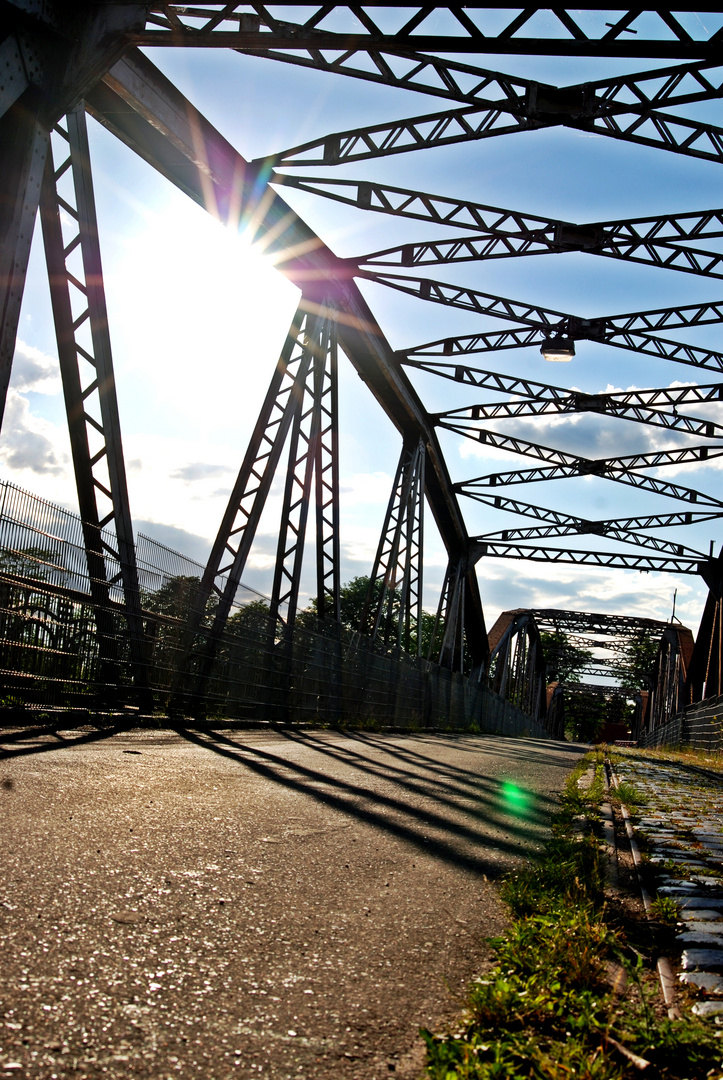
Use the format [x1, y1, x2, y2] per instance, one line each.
[611, 780, 646, 807]
[614, 744, 723, 774]
[421, 750, 723, 1080]
[649, 896, 680, 925]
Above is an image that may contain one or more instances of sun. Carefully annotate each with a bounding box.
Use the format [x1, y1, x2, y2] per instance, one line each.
[107, 189, 301, 442]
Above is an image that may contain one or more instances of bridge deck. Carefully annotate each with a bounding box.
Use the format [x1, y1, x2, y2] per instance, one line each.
[0, 728, 585, 1078]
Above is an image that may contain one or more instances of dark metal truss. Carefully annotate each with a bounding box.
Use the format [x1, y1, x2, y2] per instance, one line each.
[473, 540, 704, 574]
[368, 273, 723, 375]
[433, 382, 723, 443]
[457, 429, 723, 508]
[175, 303, 337, 701]
[38, 105, 148, 699]
[276, 176, 723, 283]
[567, 683, 637, 695]
[530, 608, 669, 635]
[269, 304, 340, 639]
[4, 3, 723, 720]
[488, 613, 546, 719]
[427, 557, 464, 671]
[472, 505, 710, 560]
[405, 358, 723, 410]
[139, 5, 723, 60]
[470, 490, 722, 536]
[360, 437, 425, 656]
[262, 59, 723, 169]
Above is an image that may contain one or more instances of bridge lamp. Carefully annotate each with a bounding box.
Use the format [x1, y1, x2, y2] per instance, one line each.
[540, 336, 575, 362]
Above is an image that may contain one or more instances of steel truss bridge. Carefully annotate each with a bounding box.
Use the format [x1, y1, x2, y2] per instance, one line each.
[2, 3, 723, 737]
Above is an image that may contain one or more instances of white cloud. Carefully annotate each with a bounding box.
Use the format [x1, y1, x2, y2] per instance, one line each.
[0, 391, 68, 478]
[340, 471, 394, 504]
[10, 340, 61, 395]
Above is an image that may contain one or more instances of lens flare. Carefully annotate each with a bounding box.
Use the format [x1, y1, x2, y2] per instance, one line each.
[500, 781, 530, 815]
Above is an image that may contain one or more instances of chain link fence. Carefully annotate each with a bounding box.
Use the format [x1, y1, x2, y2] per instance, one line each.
[0, 481, 551, 737]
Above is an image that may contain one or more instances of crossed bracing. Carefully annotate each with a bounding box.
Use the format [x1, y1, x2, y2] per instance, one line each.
[140, 4, 723, 59]
[3, 2, 723, 699]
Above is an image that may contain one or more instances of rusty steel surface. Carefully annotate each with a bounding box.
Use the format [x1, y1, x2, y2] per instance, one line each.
[0, 728, 585, 1078]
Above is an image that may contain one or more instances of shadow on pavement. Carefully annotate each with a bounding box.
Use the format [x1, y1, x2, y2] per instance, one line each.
[175, 725, 567, 880]
[0, 723, 132, 759]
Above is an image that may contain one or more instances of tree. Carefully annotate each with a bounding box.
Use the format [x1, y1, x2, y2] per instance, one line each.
[226, 598, 271, 638]
[620, 632, 660, 690]
[564, 692, 608, 742]
[540, 630, 593, 683]
[300, 575, 396, 637]
[141, 574, 206, 621]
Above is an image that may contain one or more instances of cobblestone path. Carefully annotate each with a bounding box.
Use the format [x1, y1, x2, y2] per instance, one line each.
[613, 753, 723, 1018]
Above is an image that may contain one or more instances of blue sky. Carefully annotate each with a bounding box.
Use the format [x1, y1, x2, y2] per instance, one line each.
[5, 40, 723, 637]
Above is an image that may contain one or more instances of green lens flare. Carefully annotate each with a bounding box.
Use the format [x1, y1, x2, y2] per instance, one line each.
[500, 781, 530, 814]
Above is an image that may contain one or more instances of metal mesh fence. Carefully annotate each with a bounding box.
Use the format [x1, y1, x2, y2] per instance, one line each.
[0, 480, 550, 736]
[639, 693, 723, 750]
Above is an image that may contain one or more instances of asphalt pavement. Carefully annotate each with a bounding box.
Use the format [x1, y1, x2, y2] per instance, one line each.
[0, 727, 585, 1079]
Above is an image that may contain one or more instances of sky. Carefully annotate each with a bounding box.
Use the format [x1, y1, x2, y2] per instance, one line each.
[5, 29, 723, 643]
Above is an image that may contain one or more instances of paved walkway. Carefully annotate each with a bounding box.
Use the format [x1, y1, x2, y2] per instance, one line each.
[612, 752, 723, 1017]
[0, 728, 584, 1079]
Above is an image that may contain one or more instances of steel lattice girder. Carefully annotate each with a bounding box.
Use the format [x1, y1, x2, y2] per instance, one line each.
[364, 273, 723, 374]
[363, 437, 426, 655]
[137, 5, 723, 60]
[471, 541, 705, 574]
[274, 176, 723, 281]
[490, 606, 674, 686]
[38, 106, 149, 700]
[83, 47, 488, 663]
[528, 608, 670, 634]
[432, 381, 723, 439]
[0, 5, 147, 427]
[4, 3, 723, 684]
[259, 57, 723, 168]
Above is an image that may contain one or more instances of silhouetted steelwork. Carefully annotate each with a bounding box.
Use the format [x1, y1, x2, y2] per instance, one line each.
[489, 606, 688, 737]
[138, 5, 723, 60]
[38, 105, 148, 702]
[361, 438, 425, 656]
[2, 2, 723, 731]
[262, 60, 723, 166]
[487, 610, 553, 730]
[277, 176, 723, 282]
[635, 624, 696, 736]
[369, 274, 723, 374]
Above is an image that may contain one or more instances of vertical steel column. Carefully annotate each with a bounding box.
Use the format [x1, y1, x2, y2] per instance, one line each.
[268, 304, 338, 639]
[360, 437, 425, 653]
[39, 105, 148, 704]
[396, 444, 424, 655]
[314, 317, 340, 623]
[172, 305, 317, 712]
[433, 558, 466, 671]
[0, 105, 47, 427]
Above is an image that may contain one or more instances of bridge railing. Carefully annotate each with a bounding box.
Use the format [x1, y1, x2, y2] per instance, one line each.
[0, 480, 553, 736]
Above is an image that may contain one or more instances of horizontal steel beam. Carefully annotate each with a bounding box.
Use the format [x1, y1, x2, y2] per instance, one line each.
[466, 490, 723, 532]
[371, 272, 723, 373]
[138, 7, 723, 59]
[262, 59, 723, 170]
[529, 608, 671, 633]
[280, 177, 723, 280]
[472, 540, 706, 575]
[460, 466, 723, 509]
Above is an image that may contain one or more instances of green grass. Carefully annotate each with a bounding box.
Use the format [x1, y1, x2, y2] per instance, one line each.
[420, 751, 723, 1080]
[611, 780, 646, 807]
[614, 744, 723, 774]
[649, 896, 680, 926]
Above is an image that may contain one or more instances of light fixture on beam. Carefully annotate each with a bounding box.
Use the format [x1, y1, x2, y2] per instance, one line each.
[540, 335, 575, 362]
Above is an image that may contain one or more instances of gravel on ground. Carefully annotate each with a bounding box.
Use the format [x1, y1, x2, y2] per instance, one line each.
[0, 727, 585, 1080]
